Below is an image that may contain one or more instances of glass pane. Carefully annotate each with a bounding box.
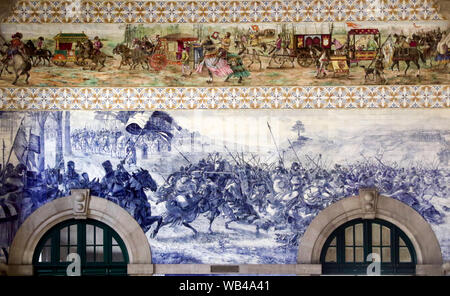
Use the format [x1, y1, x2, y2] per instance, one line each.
[86, 224, 94, 245]
[399, 237, 406, 247]
[112, 237, 118, 246]
[355, 223, 363, 246]
[39, 247, 51, 262]
[399, 247, 412, 263]
[95, 227, 104, 245]
[371, 247, 381, 261]
[69, 246, 77, 256]
[345, 226, 354, 245]
[69, 225, 77, 245]
[372, 224, 380, 245]
[382, 226, 391, 246]
[60, 227, 68, 245]
[329, 237, 336, 246]
[345, 247, 354, 262]
[59, 247, 68, 262]
[325, 247, 336, 263]
[86, 246, 94, 262]
[382, 247, 391, 262]
[112, 246, 124, 262]
[355, 247, 364, 262]
[95, 246, 104, 262]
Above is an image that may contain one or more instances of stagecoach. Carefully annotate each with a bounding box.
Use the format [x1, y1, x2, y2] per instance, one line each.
[51, 32, 89, 66]
[347, 28, 381, 65]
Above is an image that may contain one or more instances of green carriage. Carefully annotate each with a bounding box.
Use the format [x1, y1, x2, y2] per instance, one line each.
[52, 32, 89, 66]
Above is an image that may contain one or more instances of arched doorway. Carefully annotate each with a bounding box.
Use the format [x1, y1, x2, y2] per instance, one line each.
[320, 218, 416, 275]
[297, 189, 444, 276]
[33, 219, 129, 276]
[7, 190, 153, 276]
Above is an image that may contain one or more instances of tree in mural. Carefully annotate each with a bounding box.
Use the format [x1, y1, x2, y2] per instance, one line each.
[291, 120, 305, 140]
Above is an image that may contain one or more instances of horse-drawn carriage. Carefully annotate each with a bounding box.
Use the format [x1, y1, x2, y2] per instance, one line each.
[51, 32, 89, 66]
[347, 28, 381, 65]
[293, 33, 332, 67]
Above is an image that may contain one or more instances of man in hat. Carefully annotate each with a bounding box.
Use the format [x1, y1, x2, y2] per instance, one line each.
[2, 32, 25, 64]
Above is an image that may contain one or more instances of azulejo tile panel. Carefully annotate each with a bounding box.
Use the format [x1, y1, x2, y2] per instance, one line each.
[3, 0, 445, 24]
[0, 85, 448, 110]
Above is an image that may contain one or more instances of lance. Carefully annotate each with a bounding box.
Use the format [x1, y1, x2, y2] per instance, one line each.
[224, 145, 239, 166]
[267, 122, 284, 167]
[287, 138, 301, 165]
[172, 144, 191, 164]
[305, 154, 320, 170]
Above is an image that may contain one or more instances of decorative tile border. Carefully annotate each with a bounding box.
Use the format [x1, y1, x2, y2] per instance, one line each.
[3, 0, 444, 24]
[0, 85, 448, 110]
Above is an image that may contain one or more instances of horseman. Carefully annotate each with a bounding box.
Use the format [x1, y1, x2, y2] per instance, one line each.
[92, 36, 103, 56]
[36, 36, 45, 54]
[1, 32, 25, 64]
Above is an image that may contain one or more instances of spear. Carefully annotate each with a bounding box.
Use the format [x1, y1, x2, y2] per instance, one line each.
[287, 138, 301, 165]
[267, 122, 284, 167]
[224, 145, 239, 166]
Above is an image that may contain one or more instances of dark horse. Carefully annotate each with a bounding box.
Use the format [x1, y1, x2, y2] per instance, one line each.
[25, 40, 53, 66]
[391, 47, 426, 76]
[106, 168, 162, 234]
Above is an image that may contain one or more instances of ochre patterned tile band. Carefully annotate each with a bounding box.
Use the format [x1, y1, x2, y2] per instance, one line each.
[3, 0, 444, 24]
[0, 85, 448, 110]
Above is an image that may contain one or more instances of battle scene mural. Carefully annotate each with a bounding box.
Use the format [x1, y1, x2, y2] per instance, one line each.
[0, 110, 449, 264]
[0, 20, 449, 87]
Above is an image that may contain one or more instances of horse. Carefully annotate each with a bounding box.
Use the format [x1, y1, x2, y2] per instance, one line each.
[267, 43, 295, 69]
[112, 44, 133, 69]
[75, 40, 112, 71]
[151, 175, 208, 238]
[105, 168, 162, 234]
[390, 47, 426, 77]
[0, 43, 32, 85]
[25, 40, 52, 66]
[235, 40, 267, 71]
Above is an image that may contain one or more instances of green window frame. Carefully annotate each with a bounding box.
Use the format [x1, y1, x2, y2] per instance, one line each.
[33, 219, 129, 276]
[320, 218, 416, 275]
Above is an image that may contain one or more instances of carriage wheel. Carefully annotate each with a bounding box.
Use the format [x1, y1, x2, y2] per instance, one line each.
[53, 60, 67, 66]
[297, 54, 313, 67]
[149, 54, 168, 71]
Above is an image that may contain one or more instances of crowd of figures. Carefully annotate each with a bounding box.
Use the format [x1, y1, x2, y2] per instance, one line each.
[71, 128, 172, 159]
[150, 154, 449, 245]
[1, 151, 449, 249]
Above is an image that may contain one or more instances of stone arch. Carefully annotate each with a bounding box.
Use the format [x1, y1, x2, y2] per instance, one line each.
[297, 188, 444, 275]
[7, 189, 153, 275]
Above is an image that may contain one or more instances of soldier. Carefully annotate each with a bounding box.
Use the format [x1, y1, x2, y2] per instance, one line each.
[100, 160, 115, 195]
[63, 161, 81, 194]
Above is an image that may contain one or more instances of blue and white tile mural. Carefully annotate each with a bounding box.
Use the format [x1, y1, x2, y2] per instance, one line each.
[0, 109, 449, 263]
